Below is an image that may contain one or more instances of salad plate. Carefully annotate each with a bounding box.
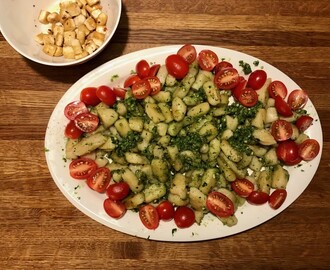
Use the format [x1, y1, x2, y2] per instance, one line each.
[45, 45, 322, 242]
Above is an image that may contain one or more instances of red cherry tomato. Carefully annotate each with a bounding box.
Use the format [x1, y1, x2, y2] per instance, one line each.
[287, 89, 309, 110]
[145, 76, 161, 96]
[96, 85, 117, 106]
[276, 140, 301, 166]
[123, 74, 141, 88]
[64, 120, 83, 139]
[139, 204, 159, 230]
[214, 67, 239, 90]
[275, 96, 293, 117]
[247, 191, 269, 205]
[106, 182, 130, 201]
[69, 158, 98, 180]
[156, 200, 175, 221]
[247, 69, 267, 90]
[136, 59, 150, 79]
[64, 101, 88, 120]
[268, 80, 288, 99]
[80, 87, 100, 106]
[271, 119, 293, 142]
[232, 76, 247, 99]
[197, 49, 219, 71]
[104, 198, 126, 219]
[298, 139, 320, 161]
[177, 44, 197, 64]
[131, 79, 151, 99]
[74, 112, 99, 133]
[269, 189, 287, 210]
[165, 54, 189, 79]
[174, 206, 195, 228]
[231, 178, 254, 198]
[148, 64, 161, 77]
[238, 88, 258, 107]
[113, 87, 127, 99]
[214, 61, 233, 74]
[295, 115, 313, 132]
[206, 191, 235, 218]
[87, 167, 111, 193]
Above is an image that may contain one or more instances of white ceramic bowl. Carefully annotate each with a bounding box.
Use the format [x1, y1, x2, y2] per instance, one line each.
[0, 0, 121, 66]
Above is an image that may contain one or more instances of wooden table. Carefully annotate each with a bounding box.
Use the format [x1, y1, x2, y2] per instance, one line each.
[1, 0, 329, 269]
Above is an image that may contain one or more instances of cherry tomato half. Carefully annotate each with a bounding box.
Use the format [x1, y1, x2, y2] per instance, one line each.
[247, 69, 267, 90]
[64, 120, 83, 139]
[145, 76, 161, 96]
[238, 88, 258, 107]
[275, 96, 293, 117]
[269, 189, 287, 210]
[214, 67, 239, 90]
[287, 89, 309, 110]
[156, 200, 175, 221]
[104, 198, 126, 219]
[177, 44, 197, 64]
[64, 101, 88, 120]
[69, 158, 98, 180]
[271, 119, 293, 142]
[74, 112, 99, 133]
[206, 191, 235, 218]
[80, 87, 101, 106]
[276, 140, 301, 166]
[214, 61, 233, 75]
[295, 115, 313, 132]
[87, 167, 111, 193]
[113, 87, 127, 99]
[96, 85, 117, 106]
[106, 182, 130, 201]
[197, 49, 219, 71]
[139, 204, 160, 230]
[136, 59, 150, 79]
[123, 74, 141, 88]
[298, 139, 320, 161]
[165, 54, 189, 79]
[231, 178, 254, 198]
[132, 79, 151, 99]
[268, 80, 288, 99]
[148, 64, 161, 77]
[247, 191, 269, 205]
[174, 206, 195, 228]
[232, 76, 247, 100]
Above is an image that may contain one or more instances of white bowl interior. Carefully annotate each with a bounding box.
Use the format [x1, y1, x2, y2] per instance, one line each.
[0, 0, 121, 66]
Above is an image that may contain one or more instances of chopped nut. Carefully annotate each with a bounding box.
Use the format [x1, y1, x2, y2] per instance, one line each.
[43, 44, 57, 56]
[97, 12, 107, 26]
[35, 0, 108, 60]
[38, 10, 50, 24]
[86, 0, 100, 6]
[84, 16, 96, 31]
[63, 46, 75, 59]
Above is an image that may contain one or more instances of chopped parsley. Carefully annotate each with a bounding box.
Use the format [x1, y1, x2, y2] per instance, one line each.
[115, 131, 141, 156]
[239, 60, 252, 75]
[110, 74, 119, 82]
[171, 132, 206, 153]
[228, 125, 256, 155]
[253, 60, 260, 66]
[226, 102, 262, 124]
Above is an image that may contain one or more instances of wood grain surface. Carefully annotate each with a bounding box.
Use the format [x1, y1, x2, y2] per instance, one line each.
[1, 0, 329, 269]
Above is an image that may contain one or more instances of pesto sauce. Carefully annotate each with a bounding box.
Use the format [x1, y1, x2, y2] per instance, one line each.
[226, 102, 262, 124]
[115, 131, 141, 156]
[171, 132, 206, 153]
[122, 97, 145, 117]
[228, 125, 256, 155]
